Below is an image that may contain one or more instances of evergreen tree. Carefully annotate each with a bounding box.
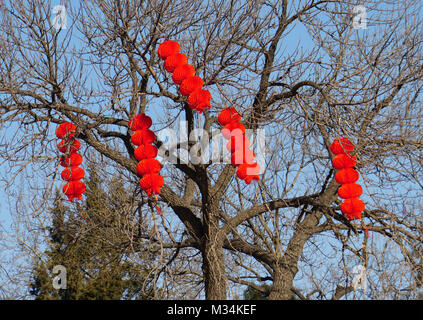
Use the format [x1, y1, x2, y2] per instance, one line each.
[30, 164, 157, 300]
[243, 284, 271, 300]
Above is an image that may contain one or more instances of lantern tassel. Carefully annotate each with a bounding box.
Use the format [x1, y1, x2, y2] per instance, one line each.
[154, 193, 162, 215]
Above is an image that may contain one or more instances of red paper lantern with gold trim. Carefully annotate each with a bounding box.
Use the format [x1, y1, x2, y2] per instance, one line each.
[226, 135, 250, 153]
[341, 198, 365, 219]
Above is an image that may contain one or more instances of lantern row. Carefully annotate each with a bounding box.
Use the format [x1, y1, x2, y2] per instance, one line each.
[157, 40, 211, 113]
[218, 107, 260, 184]
[55, 122, 86, 201]
[330, 138, 365, 220]
[157, 40, 260, 184]
[129, 114, 164, 197]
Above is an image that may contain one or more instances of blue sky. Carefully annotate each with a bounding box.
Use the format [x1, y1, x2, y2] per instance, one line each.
[0, 0, 422, 299]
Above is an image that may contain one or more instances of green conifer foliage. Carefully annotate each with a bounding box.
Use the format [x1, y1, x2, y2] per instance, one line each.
[30, 164, 158, 300]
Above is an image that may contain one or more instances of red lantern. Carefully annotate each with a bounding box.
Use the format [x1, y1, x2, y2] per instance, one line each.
[136, 158, 162, 176]
[332, 154, 357, 170]
[231, 149, 255, 166]
[180, 76, 204, 96]
[245, 175, 260, 184]
[218, 107, 241, 126]
[131, 129, 156, 146]
[341, 198, 365, 219]
[164, 53, 188, 73]
[60, 153, 83, 167]
[61, 167, 85, 181]
[172, 64, 195, 85]
[134, 144, 158, 161]
[226, 135, 250, 153]
[158, 40, 181, 60]
[62, 180, 86, 201]
[222, 122, 246, 139]
[55, 122, 77, 139]
[188, 89, 211, 113]
[337, 183, 363, 199]
[237, 163, 260, 179]
[57, 139, 81, 153]
[139, 173, 164, 196]
[330, 138, 354, 155]
[335, 168, 359, 184]
[128, 114, 152, 131]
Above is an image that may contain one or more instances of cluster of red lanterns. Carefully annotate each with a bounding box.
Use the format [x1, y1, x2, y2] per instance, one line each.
[129, 114, 164, 196]
[157, 40, 260, 184]
[218, 107, 260, 184]
[330, 138, 365, 220]
[157, 40, 211, 113]
[56, 122, 86, 201]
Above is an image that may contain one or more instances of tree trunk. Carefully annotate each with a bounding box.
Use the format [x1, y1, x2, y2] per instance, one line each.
[201, 203, 226, 299]
[268, 267, 295, 300]
[201, 239, 226, 299]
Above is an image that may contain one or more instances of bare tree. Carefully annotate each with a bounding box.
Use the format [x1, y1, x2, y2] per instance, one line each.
[1, 0, 423, 300]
